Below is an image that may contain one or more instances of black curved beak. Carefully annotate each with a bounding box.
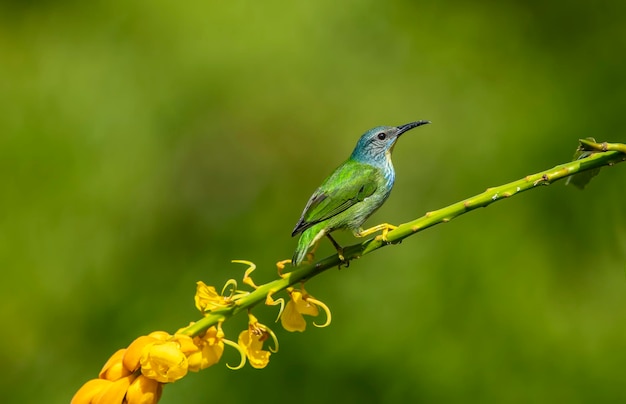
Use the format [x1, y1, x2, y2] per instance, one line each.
[396, 120, 431, 136]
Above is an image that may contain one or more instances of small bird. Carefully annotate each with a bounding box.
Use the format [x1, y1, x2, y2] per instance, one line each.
[291, 120, 430, 265]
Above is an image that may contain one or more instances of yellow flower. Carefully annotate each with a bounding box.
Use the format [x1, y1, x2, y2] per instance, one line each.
[73, 331, 176, 404]
[175, 322, 246, 371]
[238, 330, 270, 369]
[140, 340, 189, 383]
[237, 314, 278, 369]
[280, 287, 331, 332]
[123, 332, 170, 372]
[194, 281, 231, 313]
[186, 326, 225, 371]
[125, 375, 163, 404]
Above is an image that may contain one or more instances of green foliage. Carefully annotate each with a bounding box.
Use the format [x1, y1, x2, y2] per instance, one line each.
[1, 1, 625, 403]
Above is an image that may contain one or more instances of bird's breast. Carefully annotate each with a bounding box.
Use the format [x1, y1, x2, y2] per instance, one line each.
[381, 158, 395, 188]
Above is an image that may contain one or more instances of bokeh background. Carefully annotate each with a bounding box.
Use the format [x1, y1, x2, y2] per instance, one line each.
[2, 0, 626, 403]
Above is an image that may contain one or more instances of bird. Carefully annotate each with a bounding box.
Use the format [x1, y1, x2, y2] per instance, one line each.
[291, 120, 430, 266]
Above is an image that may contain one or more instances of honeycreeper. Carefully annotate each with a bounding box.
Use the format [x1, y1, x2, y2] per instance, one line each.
[291, 120, 430, 266]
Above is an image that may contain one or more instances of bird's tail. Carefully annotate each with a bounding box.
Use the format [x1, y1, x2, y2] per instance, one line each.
[292, 227, 322, 266]
[292, 248, 307, 267]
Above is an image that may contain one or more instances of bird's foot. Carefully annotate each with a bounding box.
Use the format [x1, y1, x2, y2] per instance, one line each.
[378, 223, 398, 243]
[355, 223, 398, 242]
[326, 233, 349, 268]
[336, 249, 350, 268]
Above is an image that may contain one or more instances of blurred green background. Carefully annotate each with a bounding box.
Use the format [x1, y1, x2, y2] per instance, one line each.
[1, 0, 625, 403]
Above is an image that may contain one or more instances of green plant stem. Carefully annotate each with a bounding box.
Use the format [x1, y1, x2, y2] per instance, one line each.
[181, 139, 625, 337]
[578, 139, 626, 154]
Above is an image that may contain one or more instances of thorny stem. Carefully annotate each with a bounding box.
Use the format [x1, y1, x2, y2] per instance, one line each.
[181, 139, 625, 337]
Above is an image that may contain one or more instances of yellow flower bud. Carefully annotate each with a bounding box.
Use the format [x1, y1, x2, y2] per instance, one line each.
[71, 378, 111, 404]
[147, 331, 171, 341]
[125, 375, 163, 404]
[140, 340, 188, 383]
[124, 335, 160, 372]
[99, 349, 131, 381]
[93, 374, 135, 404]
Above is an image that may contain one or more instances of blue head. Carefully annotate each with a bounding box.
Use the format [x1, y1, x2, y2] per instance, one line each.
[350, 120, 430, 166]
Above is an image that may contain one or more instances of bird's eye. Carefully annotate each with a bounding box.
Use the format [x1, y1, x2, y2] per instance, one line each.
[377, 132, 386, 140]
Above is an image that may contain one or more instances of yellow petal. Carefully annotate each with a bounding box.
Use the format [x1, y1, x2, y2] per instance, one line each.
[247, 350, 270, 369]
[293, 292, 319, 317]
[172, 333, 205, 372]
[99, 349, 131, 380]
[173, 334, 199, 356]
[307, 296, 332, 328]
[147, 331, 171, 341]
[194, 282, 228, 312]
[238, 330, 270, 369]
[187, 327, 225, 371]
[280, 300, 306, 332]
[140, 341, 188, 383]
[123, 336, 159, 372]
[125, 375, 163, 404]
[93, 375, 135, 404]
[186, 350, 204, 372]
[71, 378, 111, 404]
[200, 339, 224, 369]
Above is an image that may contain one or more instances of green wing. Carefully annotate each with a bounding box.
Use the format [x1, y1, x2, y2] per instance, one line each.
[291, 162, 379, 236]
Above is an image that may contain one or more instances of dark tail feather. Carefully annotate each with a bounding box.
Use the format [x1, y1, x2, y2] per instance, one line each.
[291, 228, 318, 266]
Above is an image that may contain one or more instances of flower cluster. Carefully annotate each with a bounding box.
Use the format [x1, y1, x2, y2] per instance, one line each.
[72, 260, 331, 403]
[71, 326, 233, 404]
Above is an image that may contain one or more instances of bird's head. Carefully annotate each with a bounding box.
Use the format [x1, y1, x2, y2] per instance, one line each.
[350, 120, 430, 164]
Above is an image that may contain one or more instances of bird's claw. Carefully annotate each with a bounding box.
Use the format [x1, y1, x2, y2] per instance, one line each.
[359, 223, 398, 243]
[337, 252, 349, 269]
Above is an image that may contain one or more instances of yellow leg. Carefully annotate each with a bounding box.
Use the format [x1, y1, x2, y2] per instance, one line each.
[354, 223, 398, 242]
